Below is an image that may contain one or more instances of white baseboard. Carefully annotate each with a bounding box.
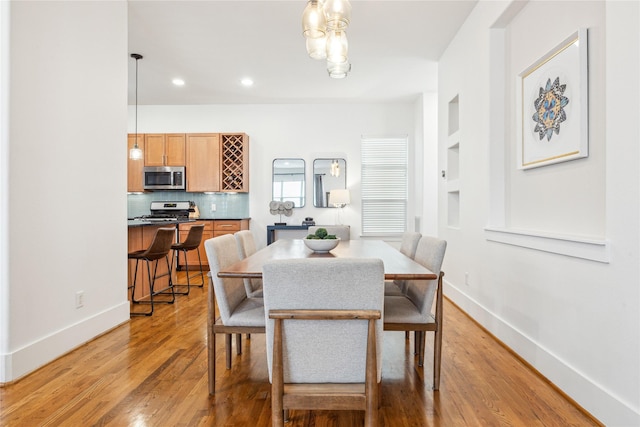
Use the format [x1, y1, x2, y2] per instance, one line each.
[1, 302, 129, 383]
[444, 281, 640, 427]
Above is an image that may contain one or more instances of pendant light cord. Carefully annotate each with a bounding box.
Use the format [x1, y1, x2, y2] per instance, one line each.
[131, 54, 143, 149]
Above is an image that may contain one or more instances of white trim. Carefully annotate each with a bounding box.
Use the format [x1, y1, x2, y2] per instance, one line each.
[444, 281, 639, 426]
[484, 226, 609, 263]
[1, 302, 129, 383]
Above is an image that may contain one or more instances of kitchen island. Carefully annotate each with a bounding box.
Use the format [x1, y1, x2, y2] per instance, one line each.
[127, 218, 250, 301]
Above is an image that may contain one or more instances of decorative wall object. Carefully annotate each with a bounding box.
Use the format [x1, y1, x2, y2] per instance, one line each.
[516, 28, 588, 169]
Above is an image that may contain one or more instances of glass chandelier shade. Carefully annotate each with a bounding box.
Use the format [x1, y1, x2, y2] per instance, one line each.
[306, 36, 327, 60]
[323, 0, 351, 30]
[302, 0, 327, 39]
[326, 30, 348, 64]
[327, 60, 351, 79]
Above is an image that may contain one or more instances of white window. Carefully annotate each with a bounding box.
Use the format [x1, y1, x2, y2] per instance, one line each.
[361, 136, 408, 236]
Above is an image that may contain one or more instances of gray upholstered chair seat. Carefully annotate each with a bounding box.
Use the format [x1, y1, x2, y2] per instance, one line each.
[384, 295, 435, 324]
[225, 297, 265, 327]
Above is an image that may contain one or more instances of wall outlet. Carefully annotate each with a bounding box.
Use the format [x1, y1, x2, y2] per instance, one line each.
[75, 291, 84, 308]
[210, 203, 217, 212]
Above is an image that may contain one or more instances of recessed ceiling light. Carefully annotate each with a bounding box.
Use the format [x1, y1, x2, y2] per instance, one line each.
[172, 78, 185, 86]
[240, 78, 254, 87]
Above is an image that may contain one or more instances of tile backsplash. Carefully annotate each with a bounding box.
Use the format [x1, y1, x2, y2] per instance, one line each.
[127, 191, 250, 219]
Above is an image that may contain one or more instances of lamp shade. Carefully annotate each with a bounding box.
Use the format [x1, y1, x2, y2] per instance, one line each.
[329, 189, 350, 207]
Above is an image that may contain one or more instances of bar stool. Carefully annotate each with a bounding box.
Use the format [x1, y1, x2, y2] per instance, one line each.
[171, 224, 206, 295]
[128, 227, 176, 316]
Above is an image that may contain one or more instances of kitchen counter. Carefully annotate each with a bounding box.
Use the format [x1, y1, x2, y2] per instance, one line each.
[127, 219, 194, 228]
[127, 217, 250, 228]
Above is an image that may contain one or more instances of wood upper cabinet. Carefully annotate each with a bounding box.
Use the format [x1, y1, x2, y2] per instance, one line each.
[127, 134, 145, 192]
[144, 133, 186, 166]
[186, 133, 220, 192]
[220, 133, 250, 193]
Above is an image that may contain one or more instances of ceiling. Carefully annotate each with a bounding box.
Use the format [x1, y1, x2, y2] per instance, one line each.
[127, 0, 477, 105]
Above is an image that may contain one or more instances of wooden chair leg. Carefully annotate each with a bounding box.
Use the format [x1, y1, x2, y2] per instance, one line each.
[434, 327, 442, 390]
[236, 333, 242, 355]
[272, 319, 284, 427]
[207, 318, 215, 394]
[226, 334, 232, 369]
[418, 331, 426, 367]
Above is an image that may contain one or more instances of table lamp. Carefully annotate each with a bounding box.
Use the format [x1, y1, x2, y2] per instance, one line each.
[329, 189, 350, 224]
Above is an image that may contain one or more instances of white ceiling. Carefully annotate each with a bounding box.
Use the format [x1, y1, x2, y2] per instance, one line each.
[128, 0, 477, 105]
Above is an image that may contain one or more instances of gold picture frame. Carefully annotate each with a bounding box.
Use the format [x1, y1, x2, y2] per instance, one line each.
[516, 28, 589, 170]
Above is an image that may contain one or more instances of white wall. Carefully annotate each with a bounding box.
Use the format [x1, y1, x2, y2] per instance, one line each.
[133, 103, 422, 248]
[438, 1, 639, 425]
[1, 1, 129, 382]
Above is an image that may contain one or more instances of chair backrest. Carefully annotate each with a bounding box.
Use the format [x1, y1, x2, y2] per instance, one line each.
[234, 230, 262, 296]
[204, 234, 247, 323]
[404, 236, 447, 317]
[307, 225, 350, 241]
[262, 258, 384, 384]
[143, 227, 176, 260]
[181, 224, 205, 250]
[235, 230, 258, 259]
[399, 231, 421, 259]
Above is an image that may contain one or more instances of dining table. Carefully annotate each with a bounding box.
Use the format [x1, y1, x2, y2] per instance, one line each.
[217, 238, 437, 280]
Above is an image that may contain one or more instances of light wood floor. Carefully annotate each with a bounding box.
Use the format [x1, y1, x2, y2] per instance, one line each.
[0, 273, 601, 426]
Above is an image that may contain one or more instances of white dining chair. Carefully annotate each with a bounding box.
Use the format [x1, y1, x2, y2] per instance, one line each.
[204, 234, 265, 395]
[234, 230, 263, 297]
[262, 258, 384, 426]
[384, 231, 422, 296]
[383, 235, 447, 390]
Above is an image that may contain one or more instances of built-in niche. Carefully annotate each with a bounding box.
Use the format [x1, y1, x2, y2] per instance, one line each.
[313, 158, 346, 207]
[447, 95, 460, 228]
[272, 158, 305, 208]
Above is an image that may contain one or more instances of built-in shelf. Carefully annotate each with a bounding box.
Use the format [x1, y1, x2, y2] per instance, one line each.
[447, 95, 461, 228]
[448, 95, 459, 136]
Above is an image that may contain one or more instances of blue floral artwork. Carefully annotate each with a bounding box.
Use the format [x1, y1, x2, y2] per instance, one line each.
[532, 77, 569, 141]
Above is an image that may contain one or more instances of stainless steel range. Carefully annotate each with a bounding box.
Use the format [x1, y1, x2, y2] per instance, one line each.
[136, 201, 192, 222]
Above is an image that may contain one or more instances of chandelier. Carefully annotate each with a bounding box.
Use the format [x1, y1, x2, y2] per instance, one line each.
[302, 0, 352, 79]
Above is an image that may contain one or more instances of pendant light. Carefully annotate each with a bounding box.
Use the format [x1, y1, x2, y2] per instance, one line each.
[129, 53, 143, 160]
[301, 0, 352, 78]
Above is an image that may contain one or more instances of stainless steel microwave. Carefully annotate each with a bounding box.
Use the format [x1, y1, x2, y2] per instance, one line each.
[143, 166, 186, 190]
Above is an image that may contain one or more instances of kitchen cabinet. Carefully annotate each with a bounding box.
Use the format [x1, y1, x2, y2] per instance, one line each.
[145, 133, 186, 167]
[214, 219, 249, 237]
[186, 133, 220, 192]
[176, 219, 249, 268]
[127, 134, 145, 192]
[220, 133, 250, 193]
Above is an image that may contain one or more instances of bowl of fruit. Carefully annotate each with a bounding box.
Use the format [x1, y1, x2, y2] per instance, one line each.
[303, 228, 340, 253]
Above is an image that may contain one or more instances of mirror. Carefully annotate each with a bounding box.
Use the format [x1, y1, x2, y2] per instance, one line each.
[272, 158, 305, 208]
[313, 158, 346, 207]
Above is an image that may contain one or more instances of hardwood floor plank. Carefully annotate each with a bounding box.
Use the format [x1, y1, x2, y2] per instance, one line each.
[0, 273, 601, 426]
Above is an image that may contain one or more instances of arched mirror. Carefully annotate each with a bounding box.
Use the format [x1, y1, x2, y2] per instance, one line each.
[272, 158, 305, 208]
[313, 158, 346, 207]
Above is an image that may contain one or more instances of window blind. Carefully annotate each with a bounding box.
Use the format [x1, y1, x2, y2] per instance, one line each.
[361, 136, 408, 235]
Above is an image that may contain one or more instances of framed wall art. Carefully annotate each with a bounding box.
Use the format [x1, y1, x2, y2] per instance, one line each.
[516, 28, 588, 170]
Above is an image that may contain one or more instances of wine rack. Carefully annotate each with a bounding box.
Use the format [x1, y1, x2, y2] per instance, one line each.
[220, 133, 249, 192]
